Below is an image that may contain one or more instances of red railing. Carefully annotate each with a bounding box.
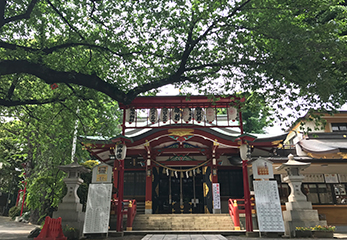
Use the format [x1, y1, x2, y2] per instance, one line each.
[126, 200, 137, 231]
[228, 198, 256, 230]
[228, 199, 241, 230]
[110, 199, 137, 231]
[229, 198, 255, 213]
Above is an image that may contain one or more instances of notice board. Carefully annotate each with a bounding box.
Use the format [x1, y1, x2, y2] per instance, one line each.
[83, 183, 112, 234]
[212, 183, 221, 209]
[253, 180, 285, 232]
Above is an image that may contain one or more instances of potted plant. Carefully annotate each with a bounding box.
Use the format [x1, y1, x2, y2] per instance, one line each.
[311, 225, 335, 238]
[63, 225, 79, 240]
[295, 226, 313, 238]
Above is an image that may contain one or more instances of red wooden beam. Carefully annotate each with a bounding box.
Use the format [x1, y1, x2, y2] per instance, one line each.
[119, 95, 244, 109]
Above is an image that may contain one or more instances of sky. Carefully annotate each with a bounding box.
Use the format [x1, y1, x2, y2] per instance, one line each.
[157, 85, 347, 135]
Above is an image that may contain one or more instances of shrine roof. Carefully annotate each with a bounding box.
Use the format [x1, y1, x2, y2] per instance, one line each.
[79, 128, 287, 145]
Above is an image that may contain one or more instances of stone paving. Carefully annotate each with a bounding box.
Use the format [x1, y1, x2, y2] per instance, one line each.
[142, 235, 227, 240]
[1, 215, 347, 240]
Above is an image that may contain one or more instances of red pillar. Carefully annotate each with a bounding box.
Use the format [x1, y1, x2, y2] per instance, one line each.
[113, 160, 119, 199]
[20, 181, 27, 216]
[116, 159, 124, 232]
[145, 161, 152, 214]
[242, 160, 253, 232]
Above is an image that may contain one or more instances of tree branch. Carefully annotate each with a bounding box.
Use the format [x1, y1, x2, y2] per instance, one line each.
[6, 74, 19, 100]
[0, 40, 174, 59]
[46, 0, 85, 40]
[184, 59, 263, 72]
[0, 60, 128, 103]
[0, 96, 67, 107]
[0, 0, 39, 28]
[128, 75, 188, 99]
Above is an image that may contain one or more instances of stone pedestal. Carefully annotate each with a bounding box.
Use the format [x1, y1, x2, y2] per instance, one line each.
[213, 208, 221, 214]
[53, 160, 90, 237]
[53, 177, 85, 237]
[277, 154, 326, 237]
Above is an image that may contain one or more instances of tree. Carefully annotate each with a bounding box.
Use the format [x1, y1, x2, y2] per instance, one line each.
[0, 0, 346, 119]
[242, 105, 272, 134]
[0, 83, 120, 222]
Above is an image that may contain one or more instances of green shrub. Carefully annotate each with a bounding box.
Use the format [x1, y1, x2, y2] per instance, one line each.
[9, 206, 21, 219]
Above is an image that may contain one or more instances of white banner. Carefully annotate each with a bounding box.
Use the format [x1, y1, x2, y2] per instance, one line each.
[212, 183, 221, 209]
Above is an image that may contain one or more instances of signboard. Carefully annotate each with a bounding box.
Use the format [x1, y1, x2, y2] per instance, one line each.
[253, 180, 285, 232]
[83, 183, 112, 234]
[303, 174, 325, 183]
[324, 174, 339, 183]
[92, 163, 112, 183]
[212, 183, 221, 209]
[252, 158, 274, 179]
[338, 174, 347, 183]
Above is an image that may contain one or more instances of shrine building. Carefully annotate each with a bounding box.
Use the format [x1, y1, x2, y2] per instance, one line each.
[80, 96, 286, 215]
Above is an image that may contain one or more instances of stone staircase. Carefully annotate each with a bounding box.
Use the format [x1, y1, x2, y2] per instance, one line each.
[136, 201, 145, 214]
[131, 214, 235, 231]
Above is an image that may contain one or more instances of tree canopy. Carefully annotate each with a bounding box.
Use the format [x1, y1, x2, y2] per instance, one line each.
[0, 0, 346, 116]
[0, 85, 119, 221]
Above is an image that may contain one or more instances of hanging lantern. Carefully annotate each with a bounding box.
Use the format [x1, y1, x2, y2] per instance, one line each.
[240, 144, 251, 160]
[205, 107, 215, 123]
[194, 107, 205, 123]
[171, 108, 181, 123]
[149, 108, 158, 124]
[160, 108, 170, 123]
[182, 108, 192, 123]
[125, 108, 136, 124]
[227, 106, 237, 122]
[115, 143, 127, 160]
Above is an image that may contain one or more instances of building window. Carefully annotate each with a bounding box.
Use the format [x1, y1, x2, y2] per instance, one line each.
[124, 171, 146, 197]
[219, 169, 244, 198]
[302, 183, 346, 204]
[331, 123, 347, 132]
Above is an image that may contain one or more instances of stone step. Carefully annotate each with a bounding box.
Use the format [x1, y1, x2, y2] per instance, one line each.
[136, 202, 145, 214]
[132, 214, 235, 231]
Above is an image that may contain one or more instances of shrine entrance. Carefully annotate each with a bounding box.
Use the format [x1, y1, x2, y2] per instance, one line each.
[80, 96, 287, 231]
[155, 167, 204, 214]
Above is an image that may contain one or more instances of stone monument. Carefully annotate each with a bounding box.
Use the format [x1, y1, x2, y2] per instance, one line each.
[53, 159, 90, 237]
[276, 154, 327, 237]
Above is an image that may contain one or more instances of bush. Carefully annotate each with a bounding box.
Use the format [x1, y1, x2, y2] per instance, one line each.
[9, 206, 21, 219]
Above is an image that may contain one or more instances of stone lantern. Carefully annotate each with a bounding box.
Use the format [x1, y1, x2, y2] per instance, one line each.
[53, 159, 90, 237]
[276, 154, 326, 237]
